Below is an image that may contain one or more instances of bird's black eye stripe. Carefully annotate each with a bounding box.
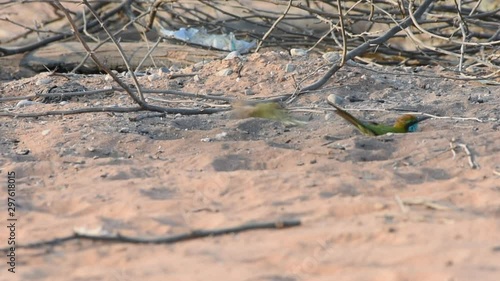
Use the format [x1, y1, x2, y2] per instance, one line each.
[405, 120, 417, 129]
[405, 119, 421, 131]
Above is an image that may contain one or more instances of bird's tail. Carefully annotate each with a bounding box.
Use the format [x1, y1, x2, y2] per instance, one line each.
[326, 95, 376, 136]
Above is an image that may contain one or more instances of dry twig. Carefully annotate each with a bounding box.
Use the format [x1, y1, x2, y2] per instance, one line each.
[255, 0, 293, 52]
[0, 219, 300, 250]
[299, 0, 435, 93]
[395, 195, 409, 213]
[336, 0, 347, 67]
[0, 88, 115, 102]
[401, 197, 452, 211]
[449, 139, 479, 169]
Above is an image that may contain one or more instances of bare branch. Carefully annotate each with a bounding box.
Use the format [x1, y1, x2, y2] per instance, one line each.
[300, 0, 436, 93]
[0, 219, 301, 250]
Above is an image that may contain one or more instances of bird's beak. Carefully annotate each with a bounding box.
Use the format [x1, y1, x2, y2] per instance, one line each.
[416, 115, 431, 123]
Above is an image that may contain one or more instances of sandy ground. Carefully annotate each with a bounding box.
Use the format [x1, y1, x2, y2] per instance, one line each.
[0, 47, 499, 281]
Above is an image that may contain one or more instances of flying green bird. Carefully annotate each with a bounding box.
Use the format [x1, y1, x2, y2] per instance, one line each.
[232, 102, 305, 125]
[327, 97, 430, 136]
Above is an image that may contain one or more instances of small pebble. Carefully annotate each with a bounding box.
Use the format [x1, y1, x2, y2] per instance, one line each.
[158, 67, 170, 75]
[224, 51, 240, 60]
[215, 132, 227, 140]
[201, 138, 211, 142]
[35, 77, 53, 85]
[217, 68, 233, 76]
[193, 62, 206, 69]
[244, 89, 255, 96]
[322, 52, 341, 63]
[42, 129, 51, 136]
[119, 127, 130, 133]
[327, 94, 345, 105]
[16, 100, 38, 108]
[290, 48, 307, 57]
[15, 149, 30, 155]
[148, 73, 160, 82]
[193, 75, 200, 82]
[284, 63, 296, 72]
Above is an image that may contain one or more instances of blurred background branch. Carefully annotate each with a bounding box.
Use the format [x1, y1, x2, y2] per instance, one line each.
[0, 0, 498, 77]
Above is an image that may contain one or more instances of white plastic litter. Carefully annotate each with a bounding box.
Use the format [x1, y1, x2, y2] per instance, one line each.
[159, 27, 256, 53]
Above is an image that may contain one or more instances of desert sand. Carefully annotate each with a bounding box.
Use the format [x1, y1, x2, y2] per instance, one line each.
[1, 47, 499, 281]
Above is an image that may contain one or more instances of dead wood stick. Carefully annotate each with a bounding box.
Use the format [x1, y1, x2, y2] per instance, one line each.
[0, 88, 115, 102]
[146, 0, 174, 30]
[0, 106, 143, 118]
[449, 139, 479, 169]
[129, 112, 167, 121]
[0, 87, 233, 104]
[0, 219, 301, 250]
[134, 37, 162, 72]
[450, 140, 457, 159]
[141, 89, 234, 102]
[336, 0, 347, 67]
[395, 195, 409, 213]
[456, 143, 479, 169]
[0, 106, 226, 118]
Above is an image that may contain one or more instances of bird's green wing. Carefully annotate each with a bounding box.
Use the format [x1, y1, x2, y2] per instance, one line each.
[232, 102, 305, 125]
[364, 123, 405, 135]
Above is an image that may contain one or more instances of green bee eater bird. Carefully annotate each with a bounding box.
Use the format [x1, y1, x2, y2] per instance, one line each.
[232, 102, 305, 125]
[327, 97, 430, 136]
